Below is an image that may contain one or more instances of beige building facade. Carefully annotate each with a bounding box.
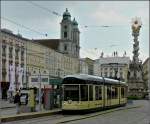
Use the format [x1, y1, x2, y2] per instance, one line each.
[26, 40, 79, 88]
[26, 40, 49, 88]
[80, 58, 94, 75]
[79, 58, 88, 74]
[143, 57, 150, 97]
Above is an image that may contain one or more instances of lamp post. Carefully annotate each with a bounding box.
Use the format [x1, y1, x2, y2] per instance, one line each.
[27, 51, 44, 111]
[38, 69, 42, 111]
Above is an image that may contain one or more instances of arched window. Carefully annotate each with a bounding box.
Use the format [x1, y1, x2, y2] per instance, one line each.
[64, 25, 67, 29]
[64, 44, 67, 51]
[64, 32, 67, 38]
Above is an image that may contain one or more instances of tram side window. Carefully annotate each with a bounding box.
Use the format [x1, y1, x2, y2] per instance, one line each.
[112, 87, 118, 99]
[107, 86, 111, 99]
[121, 87, 125, 98]
[80, 85, 88, 101]
[95, 86, 102, 100]
[89, 85, 93, 101]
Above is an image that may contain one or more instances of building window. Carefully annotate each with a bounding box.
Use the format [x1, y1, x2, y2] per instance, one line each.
[64, 32, 67, 38]
[2, 44, 6, 57]
[21, 63, 24, 67]
[42, 78, 48, 82]
[15, 47, 19, 59]
[31, 78, 38, 82]
[120, 72, 123, 78]
[64, 44, 67, 51]
[101, 72, 102, 76]
[21, 50, 24, 61]
[104, 72, 107, 77]
[110, 72, 113, 77]
[76, 45, 78, 52]
[64, 25, 67, 29]
[9, 47, 13, 58]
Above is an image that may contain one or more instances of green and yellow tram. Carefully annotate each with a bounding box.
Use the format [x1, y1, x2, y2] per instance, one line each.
[62, 74, 127, 112]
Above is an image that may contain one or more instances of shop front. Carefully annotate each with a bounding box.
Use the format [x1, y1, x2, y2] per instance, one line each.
[0, 82, 10, 99]
[49, 78, 62, 108]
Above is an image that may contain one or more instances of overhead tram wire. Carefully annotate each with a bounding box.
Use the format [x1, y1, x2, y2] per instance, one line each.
[27, 1, 62, 17]
[80, 25, 128, 30]
[27, 2, 127, 29]
[2, 17, 48, 37]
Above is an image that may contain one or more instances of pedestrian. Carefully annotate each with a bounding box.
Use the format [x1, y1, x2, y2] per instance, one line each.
[14, 91, 21, 114]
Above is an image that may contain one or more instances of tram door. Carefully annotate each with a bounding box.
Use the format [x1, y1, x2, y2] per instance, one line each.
[106, 85, 111, 107]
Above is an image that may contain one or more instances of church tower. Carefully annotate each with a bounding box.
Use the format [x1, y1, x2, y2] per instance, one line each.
[72, 18, 80, 58]
[59, 8, 80, 58]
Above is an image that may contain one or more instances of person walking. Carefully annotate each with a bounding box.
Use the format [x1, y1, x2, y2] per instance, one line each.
[14, 91, 21, 114]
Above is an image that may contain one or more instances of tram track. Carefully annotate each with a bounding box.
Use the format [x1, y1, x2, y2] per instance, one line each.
[56, 105, 143, 124]
[3, 112, 76, 124]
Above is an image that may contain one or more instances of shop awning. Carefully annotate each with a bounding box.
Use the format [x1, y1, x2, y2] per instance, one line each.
[49, 78, 62, 85]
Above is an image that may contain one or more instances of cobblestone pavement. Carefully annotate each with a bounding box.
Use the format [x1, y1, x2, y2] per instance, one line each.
[2, 100, 150, 124]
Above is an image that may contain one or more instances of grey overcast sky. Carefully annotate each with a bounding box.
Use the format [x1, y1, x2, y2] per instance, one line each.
[1, 1, 149, 62]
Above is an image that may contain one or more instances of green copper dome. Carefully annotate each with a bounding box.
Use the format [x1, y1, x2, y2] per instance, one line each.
[63, 8, 71, 20]
[72, 18, 78, 25]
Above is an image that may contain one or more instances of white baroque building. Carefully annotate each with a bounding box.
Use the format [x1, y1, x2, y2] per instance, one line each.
[94, 56, 130, 81]
[0, 29, 27, 98]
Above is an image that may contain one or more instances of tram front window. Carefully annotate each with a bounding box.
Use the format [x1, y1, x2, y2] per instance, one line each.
[64, 85, 79, 101]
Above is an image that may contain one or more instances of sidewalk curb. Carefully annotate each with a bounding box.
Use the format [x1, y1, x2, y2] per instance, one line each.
[0, 106, 15, 110]
[0, 110, 61, 122]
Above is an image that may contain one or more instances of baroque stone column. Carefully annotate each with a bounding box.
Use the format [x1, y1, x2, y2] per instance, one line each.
[127, 17, 145, 98]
